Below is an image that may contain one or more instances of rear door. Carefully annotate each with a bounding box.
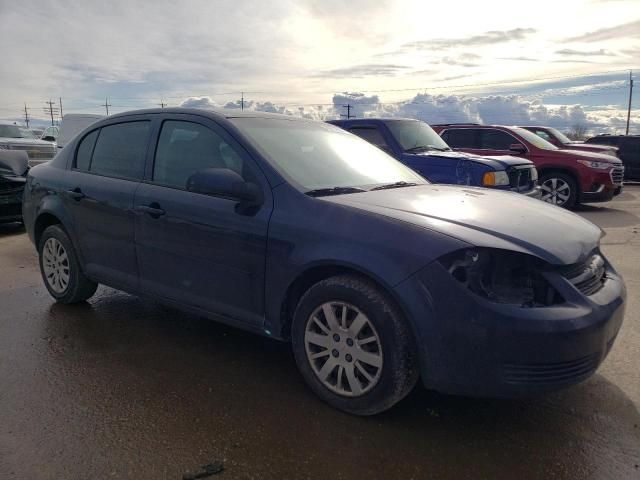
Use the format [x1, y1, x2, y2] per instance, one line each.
[134, 114, 272, 326]
[63, 118, 151, 288]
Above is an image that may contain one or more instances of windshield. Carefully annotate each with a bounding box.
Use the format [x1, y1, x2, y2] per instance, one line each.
[546, 127, 572, 144]
[386, 120, 451, 151]
[511, 127, 558, 150]
[231, 118, 427, 191]
[19, 127, 36, 139]
[0, 125, 27, 138]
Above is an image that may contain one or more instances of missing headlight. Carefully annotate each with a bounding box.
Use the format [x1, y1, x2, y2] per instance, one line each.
[440, 248, 563, 307]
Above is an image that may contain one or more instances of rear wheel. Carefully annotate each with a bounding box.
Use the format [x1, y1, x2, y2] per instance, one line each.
[291, 275, 418, 415]
[38, 225, 98, 303]
[540, 172, 577, 208]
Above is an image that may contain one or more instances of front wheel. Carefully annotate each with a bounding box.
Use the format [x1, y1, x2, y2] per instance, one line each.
[38, 225, 98, 303]
[291, 275, 418, 415]
[540, 172, 577, 208]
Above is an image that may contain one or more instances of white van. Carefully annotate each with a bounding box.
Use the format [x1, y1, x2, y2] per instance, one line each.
[56, 114, 104, 149]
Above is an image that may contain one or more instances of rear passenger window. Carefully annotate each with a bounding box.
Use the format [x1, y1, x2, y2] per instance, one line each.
[153, 120, 245, 190]
[481, 130, 517, 150]
[444, 129, 478, 148]
[75, 130, 99, 171]
[90, 121, 150, 180]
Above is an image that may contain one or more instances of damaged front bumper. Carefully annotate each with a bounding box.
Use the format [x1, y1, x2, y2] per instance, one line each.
[394, 254, 626, 397]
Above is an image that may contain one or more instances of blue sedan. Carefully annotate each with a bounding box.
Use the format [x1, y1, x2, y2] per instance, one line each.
[22, 109, 625, 414]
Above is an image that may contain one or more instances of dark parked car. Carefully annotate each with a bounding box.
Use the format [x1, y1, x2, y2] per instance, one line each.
[0, 151, 29, 223]
[328, 119, 540, 198]
[520, 126, 618, 157]
[585, 135, 640, 180]
[23, 109, 625, 414]
[433, 124, 625, 208]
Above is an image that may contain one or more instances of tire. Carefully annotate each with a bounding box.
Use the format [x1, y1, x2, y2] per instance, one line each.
[540, 172, 578, 209]
[38, 225, 98, 303]
[291, 274, 418, 415]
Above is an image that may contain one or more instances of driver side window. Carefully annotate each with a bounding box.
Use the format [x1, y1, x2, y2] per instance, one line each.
[153, 120, 245, 189]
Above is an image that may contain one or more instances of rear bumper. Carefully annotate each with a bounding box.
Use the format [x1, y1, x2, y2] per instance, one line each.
[394, 258, 626, 397]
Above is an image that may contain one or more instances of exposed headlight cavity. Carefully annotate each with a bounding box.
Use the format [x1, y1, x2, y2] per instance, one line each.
[440, 248, 563, 307]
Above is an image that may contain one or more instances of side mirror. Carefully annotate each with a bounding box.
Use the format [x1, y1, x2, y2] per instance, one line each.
[186, 168, 263, 205]
[509, 143, 526, 154]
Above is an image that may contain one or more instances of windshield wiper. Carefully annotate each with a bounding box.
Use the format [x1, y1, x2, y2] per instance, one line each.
[404, 145, 450, 153]
[370, 181, 420, 191]
[305, 186, 367, 197]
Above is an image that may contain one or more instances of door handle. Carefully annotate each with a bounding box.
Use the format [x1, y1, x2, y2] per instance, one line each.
[135, 203, 166, 218]
[66, 188, 85, 201]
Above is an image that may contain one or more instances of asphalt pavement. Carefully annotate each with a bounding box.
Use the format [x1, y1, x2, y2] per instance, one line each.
[1, 187, 639, 479]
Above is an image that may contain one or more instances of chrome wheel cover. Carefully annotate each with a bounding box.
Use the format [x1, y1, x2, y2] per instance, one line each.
[541, 177, 571, 206]
[304, 302, 383, 397]
[42, 238, 70, 294]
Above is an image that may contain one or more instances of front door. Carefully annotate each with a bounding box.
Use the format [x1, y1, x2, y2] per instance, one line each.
[134, 116, 272, 326]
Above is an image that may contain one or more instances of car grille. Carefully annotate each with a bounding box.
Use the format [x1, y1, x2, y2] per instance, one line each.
[557, 253, 606, 296]
[502, 351, 601, 385]
[610, 166, 624, 185]
[507, 166, 534, 189]
[7, 144, 55, 160]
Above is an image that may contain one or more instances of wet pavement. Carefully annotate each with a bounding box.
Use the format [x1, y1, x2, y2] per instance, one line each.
[1, 187, 639, 479]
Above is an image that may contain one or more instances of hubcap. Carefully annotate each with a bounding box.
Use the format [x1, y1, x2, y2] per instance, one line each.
[42, 238, 70, 294]
[304, 302, 383, 397]
[541, 177, 571, 206]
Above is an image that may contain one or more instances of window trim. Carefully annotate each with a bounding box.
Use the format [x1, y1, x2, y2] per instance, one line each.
[71, 119, 152, 182]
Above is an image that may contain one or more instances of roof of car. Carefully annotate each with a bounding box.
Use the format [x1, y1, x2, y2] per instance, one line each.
[107, 107, 314, 122]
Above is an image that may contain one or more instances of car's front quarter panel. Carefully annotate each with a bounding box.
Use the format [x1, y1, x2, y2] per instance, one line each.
[396, 252, 625, 397]
[263, 184, 471, 338]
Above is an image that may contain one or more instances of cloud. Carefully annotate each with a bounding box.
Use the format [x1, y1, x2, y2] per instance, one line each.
[556, 48, 611, 56]
[402, 28, 536, 51]
[438, 55, 481, 67]
[563, 19, 640, 42]
[498, 56, 539, 62]
[314, 64, 410, 78]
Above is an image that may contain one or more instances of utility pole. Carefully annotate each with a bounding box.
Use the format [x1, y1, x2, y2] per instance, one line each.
[241, 92, 244, 111]
[104, 98, 111, 116]
[341, 103, 353, 119]
[626, 70, 634, 135]
[44, 99, 58, 126]
[23, 103, 30, 128]
[59, 97, 63, 119]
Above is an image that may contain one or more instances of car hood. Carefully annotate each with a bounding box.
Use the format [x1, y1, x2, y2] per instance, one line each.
[406, 150, 531, 169]
[554, 148, 623, 163]
[0, 137, 56, 147]
[562, 143, 618, 154]
[323, 185, 601, 265]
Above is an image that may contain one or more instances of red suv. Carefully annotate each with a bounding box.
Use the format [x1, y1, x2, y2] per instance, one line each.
[432, 124, 624, 208]
[519, 126, 619, 157]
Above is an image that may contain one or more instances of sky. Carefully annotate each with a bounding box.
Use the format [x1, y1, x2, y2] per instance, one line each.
[0, 0, 638, 133]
